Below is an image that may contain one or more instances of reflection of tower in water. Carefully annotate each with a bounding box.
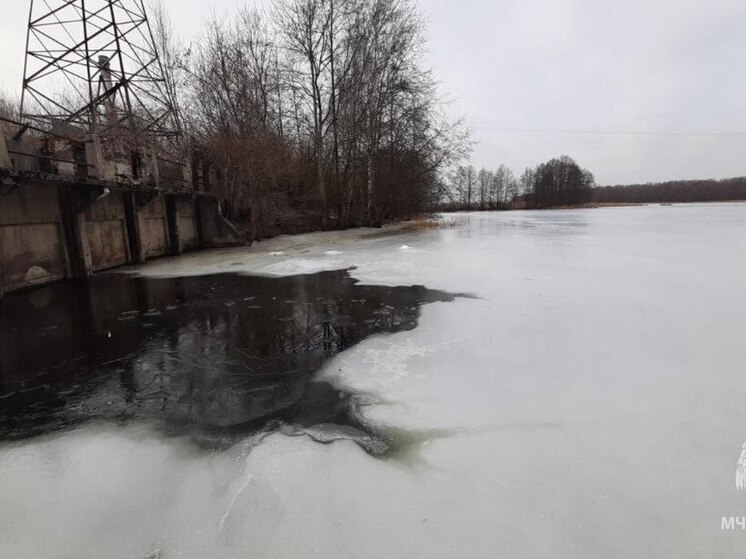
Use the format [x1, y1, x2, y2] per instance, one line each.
[0, 270, 467, 444]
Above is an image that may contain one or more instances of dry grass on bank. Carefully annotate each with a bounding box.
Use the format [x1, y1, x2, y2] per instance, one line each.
[401, 215, 462, 231]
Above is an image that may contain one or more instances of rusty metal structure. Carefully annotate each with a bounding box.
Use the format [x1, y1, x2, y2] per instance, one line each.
[0, 1, 241, 296]
[4, 0, 189, 188]
[20, 0, 180, 144]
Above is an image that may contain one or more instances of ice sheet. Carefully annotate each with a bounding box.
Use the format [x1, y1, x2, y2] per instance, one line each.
[2, 204, 746, 558]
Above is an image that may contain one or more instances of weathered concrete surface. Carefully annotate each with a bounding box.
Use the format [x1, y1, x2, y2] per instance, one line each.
[178, 198, 199, 251]
[197, 196, 244, 248]
[0, 133, 11, 169]
[0, 181, 244, 295]
[0, 117, 246, 294]
[138, 195, 170, 259]
[83, 192, 130, 272]
[0, 182, 69, 292]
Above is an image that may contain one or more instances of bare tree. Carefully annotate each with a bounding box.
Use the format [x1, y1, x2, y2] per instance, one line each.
[519, 167, 535, 199]
[276, 0, 335, 226]
[463, 165, 476, 208]
[478, 168, 492, 210]
[149, 0, 184, 135]
[0, 91, 20, 135]
[139, 0, 467, 235]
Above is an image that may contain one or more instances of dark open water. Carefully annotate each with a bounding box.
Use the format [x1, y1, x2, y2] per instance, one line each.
[0, 270, 463, 452]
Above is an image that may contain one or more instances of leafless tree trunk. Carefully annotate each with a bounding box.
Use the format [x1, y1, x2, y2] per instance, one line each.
[140, 0, 469, 235]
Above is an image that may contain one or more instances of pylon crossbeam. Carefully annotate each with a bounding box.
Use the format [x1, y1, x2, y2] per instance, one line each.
[20, 0, 181, 149]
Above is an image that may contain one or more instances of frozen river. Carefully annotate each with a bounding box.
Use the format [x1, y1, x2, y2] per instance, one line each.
[2, 204, 746, 558]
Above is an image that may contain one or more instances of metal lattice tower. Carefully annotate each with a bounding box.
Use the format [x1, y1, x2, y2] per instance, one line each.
[19, 0, 181, 146]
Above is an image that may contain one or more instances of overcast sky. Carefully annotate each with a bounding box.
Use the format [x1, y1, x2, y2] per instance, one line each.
[1, 0, 745, 185]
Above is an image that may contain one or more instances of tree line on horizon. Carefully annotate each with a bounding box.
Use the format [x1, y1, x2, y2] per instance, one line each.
[592, 177, 746, 205]
[443, 155, 595, 211]
[441, 156, 746, 212]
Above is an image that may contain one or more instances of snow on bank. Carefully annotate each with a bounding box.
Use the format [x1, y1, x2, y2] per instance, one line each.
[119, 224, 418, 282]
[3, 206, 746, 558]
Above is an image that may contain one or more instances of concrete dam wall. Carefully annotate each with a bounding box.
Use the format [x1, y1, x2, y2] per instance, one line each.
[0, 180, 242, 295]
[0, 114, 245, 295]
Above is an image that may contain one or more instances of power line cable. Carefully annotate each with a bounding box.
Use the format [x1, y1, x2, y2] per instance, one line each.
[474, 127, 746, 137]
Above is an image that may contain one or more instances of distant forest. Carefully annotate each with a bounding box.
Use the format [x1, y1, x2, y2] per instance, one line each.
[443, 156, 595, 211]
[442, 158, 746, 212]
[592, 178, 746, 204]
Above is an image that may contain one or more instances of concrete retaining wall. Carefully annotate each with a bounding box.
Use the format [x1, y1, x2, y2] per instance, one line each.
[0, 181, 243, 295]
[178, 199, 199, 251]
[84, 192, 130, 271]
[0, 183, 69, 291]
[139, 196, 170, 259]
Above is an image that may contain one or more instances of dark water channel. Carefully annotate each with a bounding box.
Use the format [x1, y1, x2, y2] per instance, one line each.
[0, 270, 462, 453]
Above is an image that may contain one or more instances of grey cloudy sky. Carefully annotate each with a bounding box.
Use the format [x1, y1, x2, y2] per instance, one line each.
[1, 0, 744, 184]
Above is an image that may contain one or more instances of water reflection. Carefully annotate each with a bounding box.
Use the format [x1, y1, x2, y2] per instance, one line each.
[0, 270, 462, 448]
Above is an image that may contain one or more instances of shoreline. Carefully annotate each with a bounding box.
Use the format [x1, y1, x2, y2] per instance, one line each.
[437, 198, 746, 214]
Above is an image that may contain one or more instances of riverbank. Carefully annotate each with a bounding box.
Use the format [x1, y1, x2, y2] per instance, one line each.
[437, 198, 746, 215]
